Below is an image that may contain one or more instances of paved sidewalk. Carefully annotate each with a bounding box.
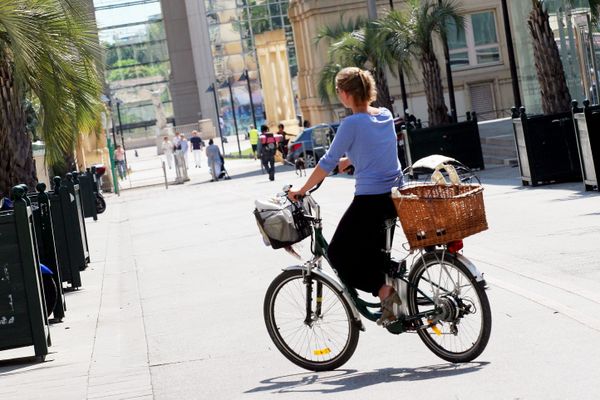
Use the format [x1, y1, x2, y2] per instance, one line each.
[1, 161, 599, 399]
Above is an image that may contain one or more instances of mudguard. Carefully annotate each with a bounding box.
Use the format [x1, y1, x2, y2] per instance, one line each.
[454, 253, 485, 283]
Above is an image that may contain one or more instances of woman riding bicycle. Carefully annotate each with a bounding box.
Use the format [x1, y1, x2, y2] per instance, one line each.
[288, 67, 403, 324]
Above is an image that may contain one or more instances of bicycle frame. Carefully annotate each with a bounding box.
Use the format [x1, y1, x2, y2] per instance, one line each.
[290, 193, 473, 333]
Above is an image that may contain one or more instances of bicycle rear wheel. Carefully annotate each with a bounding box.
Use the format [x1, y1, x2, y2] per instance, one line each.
[407, 251, 491, 363]
[264, 269, 359, 371]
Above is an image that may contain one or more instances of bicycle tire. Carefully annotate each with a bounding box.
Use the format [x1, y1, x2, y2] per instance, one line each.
[95, 195, 106, 214]
[407, 251, 491, 363]
[264, 269, 359, 371]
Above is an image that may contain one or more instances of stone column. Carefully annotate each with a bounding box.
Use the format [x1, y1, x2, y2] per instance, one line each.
[254, 30, 299, 135]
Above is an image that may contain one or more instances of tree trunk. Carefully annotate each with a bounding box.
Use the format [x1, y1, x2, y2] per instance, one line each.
[0, 56, 37, 195]
[371, 65, 394, 114]
[528, 0, 571, 114]
[421, 50, 451, 126]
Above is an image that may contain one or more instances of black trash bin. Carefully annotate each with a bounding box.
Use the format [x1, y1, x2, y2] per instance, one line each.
[28, 183, 67, 321]
[75, 171, 98, 221]
[0, 186, 51, 361]
[48, 177, 84, 289]
[65, 173, 90, 267]
[572, 100, 600, 191]
[404, 113, 485, 170]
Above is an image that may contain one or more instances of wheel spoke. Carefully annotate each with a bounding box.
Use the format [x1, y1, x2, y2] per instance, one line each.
[266, 273, 357, 369]
[409, 254, 491, 362]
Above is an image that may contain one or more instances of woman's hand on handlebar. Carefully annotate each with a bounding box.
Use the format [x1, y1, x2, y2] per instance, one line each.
[287, 188, 305, 202]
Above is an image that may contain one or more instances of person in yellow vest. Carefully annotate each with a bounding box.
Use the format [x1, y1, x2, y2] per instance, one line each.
[248, 125, 259, 160]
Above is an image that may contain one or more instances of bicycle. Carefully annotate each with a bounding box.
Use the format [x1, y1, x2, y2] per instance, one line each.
[261, 181, 492, 372]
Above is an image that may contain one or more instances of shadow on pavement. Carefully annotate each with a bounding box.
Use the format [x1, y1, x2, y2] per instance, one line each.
[0, 355, 53, 373]
[246, 362, 489, 394]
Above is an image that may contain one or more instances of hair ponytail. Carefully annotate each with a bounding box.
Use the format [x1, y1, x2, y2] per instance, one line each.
[335, 67, 377, 106]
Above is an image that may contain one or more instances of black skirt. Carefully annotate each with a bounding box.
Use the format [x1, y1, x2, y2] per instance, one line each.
[327, 193, 397, 296]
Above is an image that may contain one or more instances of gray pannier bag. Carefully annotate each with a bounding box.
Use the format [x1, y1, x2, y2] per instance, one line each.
[254, 198, 312, 249]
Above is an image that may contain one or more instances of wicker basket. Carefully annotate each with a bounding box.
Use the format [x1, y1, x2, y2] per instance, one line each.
[392, 184, 488, 249]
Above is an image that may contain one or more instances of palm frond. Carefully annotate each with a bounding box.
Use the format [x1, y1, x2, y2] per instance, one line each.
[314, 15, 367, 44]
[317, 61, 342, 104]
[0, 0, 103, 166]
[374, 10, 415, 78]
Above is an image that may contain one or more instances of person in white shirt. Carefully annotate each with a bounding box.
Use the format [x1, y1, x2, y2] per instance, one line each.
[161, 136, 174, 169]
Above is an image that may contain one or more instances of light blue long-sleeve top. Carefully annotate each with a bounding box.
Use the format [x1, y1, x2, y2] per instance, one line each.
[318, 107, 403, 195]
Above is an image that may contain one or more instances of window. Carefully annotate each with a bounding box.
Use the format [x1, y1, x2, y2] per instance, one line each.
[447, 11, 500, 70]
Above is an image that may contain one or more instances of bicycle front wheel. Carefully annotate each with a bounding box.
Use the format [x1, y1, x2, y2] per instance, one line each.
[408, 251, 491, 363]
[264, 269, 359, 371]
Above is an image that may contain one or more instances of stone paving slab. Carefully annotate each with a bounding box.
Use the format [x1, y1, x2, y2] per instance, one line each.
[1, 160, 600, 399]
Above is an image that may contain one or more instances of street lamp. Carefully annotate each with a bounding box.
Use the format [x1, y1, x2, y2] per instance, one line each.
[114, 97, 128, 165]
[238, 69, 257, 128]
[438, 0, 458, 123]
[220, 77, 242, 157]
[206, 83, 226, 156]
[388, 0, 409, 119]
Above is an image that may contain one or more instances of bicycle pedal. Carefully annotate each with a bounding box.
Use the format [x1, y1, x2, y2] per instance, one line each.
[383, 318, 406, 334]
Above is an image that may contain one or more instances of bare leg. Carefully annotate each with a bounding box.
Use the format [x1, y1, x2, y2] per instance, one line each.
[378, 284, 395, 302]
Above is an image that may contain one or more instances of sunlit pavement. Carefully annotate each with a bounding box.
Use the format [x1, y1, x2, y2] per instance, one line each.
[1, 159, 600, 399]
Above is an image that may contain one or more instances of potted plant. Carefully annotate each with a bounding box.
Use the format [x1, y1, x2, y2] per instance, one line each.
[572, 100, 600, 191]
[510, 0, 584, 186]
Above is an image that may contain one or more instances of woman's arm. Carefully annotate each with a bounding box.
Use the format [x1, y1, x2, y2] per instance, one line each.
[288, 165, 328, 200]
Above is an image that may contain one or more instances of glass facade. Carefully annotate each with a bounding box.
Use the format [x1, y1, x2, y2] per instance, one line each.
[205, 0, 297, 134]
[93, 0, 173, 141]
[509, 0, 593, 114]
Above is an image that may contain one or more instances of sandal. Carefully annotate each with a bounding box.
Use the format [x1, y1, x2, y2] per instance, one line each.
[376, 291, 402, 326]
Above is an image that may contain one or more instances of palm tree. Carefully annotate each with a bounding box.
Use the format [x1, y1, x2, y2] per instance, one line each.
[0, 0, 103, 194]
[527, 0, 600, 114]
[527, 0, 572, 114]
[378, 0, 463, 127]
[316, 18, 394, 112]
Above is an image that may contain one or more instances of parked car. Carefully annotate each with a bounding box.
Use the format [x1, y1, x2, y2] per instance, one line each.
[287, 123, 339, 168]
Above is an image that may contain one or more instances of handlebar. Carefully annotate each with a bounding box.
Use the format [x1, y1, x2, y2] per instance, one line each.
[283, 180, 323, 201]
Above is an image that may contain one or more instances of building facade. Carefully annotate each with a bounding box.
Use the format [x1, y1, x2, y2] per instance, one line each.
[289, 0, 598, 125]
[93, 0, 174, 146]
[289, 0, 515, 126]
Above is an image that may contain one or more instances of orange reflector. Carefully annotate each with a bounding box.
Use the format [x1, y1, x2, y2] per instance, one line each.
[428, 319, 442, 336]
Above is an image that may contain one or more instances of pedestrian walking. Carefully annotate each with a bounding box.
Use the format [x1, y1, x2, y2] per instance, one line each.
[206, 138, 223, 181]
[259, 125, 281, 181]
[115, 145, 126, 179]
[173, 131, 182, 148]
[161, 136, 174, 169]
[248, 125, 259, 160]
[189, 130, 205, 167]
[276, 123, 289, 160]
[180, 134, 190, 168]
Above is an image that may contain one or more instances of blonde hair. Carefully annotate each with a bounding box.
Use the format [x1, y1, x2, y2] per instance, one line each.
[335, 67, 377, 105]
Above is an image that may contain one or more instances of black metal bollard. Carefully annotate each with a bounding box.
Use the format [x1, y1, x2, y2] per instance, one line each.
[0, 186, 51, 361]
[28, 183, 67, 321]
[48, 177, 83, 289]
[63, 174, 90, 267]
